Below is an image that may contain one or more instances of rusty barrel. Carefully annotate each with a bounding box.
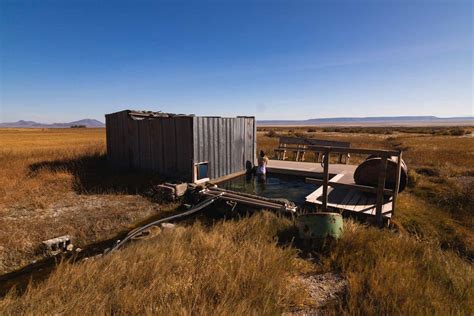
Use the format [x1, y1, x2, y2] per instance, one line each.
[296, 212, 344, 240]
[354, 155, 408, 193]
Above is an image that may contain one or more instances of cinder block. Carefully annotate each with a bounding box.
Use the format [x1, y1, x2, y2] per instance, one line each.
[42, 235, 73, 255]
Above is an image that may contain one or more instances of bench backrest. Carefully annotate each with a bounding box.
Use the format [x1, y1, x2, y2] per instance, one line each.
[278, 136, 350, 149]
[306, 138, 350, 148]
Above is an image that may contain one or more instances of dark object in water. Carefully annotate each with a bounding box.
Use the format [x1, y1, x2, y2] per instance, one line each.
[354, 155, 408, 193]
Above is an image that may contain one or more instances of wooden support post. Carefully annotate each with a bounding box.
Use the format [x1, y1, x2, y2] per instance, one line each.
[392, 151, 402, 216]
[314, 152, 320, 162]
[375, 156, 388, 226]
[322, 149, 330, 211]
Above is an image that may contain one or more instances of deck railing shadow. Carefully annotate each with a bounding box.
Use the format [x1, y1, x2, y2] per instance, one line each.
[28, 153, 165, 195]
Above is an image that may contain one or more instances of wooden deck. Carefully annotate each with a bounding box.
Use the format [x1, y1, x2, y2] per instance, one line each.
[267, 159, 356, 179]
[304, 174, 393, 219]
[267, 159, 393, 219]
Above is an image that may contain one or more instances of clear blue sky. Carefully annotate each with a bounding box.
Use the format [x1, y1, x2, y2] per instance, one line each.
[1, 0, 472, 123]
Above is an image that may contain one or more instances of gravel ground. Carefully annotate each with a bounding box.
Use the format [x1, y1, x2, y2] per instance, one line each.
[285, 272, 347, 315]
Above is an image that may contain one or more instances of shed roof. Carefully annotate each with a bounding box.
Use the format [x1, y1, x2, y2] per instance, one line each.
[106, 109, 254, 120]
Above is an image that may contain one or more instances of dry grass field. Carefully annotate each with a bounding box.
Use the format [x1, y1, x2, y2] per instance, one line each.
[0, 128, 177, 275]
[0, 127, 473, 314]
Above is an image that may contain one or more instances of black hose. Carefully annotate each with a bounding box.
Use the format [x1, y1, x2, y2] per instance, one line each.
[108, 193, 224, 253]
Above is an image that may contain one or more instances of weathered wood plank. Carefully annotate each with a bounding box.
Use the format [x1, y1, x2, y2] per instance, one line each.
[305, 173, 344, 203]
[119, 111, 129, 168]
[308, 146, 399, 157]
[175, 117, 192, 179]
[140, 120, 152, 170]
[305, 178, 393, 195]
[105, 115, 112, 162]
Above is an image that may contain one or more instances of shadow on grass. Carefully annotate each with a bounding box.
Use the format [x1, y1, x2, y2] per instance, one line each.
[28, 152, 165, 195]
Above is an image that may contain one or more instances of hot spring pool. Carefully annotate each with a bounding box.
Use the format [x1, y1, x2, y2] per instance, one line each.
[218, 173, 318, 204]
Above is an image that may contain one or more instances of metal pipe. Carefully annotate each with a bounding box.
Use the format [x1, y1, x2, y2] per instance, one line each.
[203, 190, 286, 208]
[201, 189, 296, 212]
[203, 191, 284, 208]
[208, 186, 292, 206]
[109, 193, 224, 253]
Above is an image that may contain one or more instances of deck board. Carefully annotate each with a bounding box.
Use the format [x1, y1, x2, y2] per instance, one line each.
[267, 159, 356, 178]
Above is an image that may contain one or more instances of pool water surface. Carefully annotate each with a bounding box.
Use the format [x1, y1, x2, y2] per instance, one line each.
[219, 173, 318, 205]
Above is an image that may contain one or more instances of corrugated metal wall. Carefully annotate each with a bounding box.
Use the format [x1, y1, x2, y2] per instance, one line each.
[106, 111, 256, 181]
[106, 111, 194, 181]
[192, 116, 256, 179]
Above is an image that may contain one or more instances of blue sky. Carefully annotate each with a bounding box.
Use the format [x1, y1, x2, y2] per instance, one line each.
[0, 0, 472, 123]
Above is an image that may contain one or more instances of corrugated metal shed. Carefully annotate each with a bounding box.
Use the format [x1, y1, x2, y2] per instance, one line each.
[105, 110, 256, 182]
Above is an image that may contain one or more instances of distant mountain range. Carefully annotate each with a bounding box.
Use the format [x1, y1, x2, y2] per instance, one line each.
[1, 116, 472, 128]
[258, 116, 474, 126]
[0, 119, 105, 128]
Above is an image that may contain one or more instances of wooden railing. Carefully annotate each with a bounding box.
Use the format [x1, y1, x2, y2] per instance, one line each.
[305, 145, 403, 226]
[274, 137, 351, 163]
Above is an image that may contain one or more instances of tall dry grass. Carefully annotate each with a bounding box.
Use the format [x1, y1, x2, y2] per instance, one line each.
[324, 220, 473, 314]
[0, 128, 172, 274]
[0, 127, 472, 314]
[0, 213, 312, 314]
[1, 213, 471, 314]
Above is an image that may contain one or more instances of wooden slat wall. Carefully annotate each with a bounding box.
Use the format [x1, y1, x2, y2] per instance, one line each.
[175, 116, 193, 176]
[106, 111, 193, 181]
[106, 111, 254, 181]
[192, 116, 256, 180]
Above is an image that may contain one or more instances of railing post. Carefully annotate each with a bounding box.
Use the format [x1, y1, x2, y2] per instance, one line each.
[322, 148, 330, 211]
[376, 156, 388, 226]
[392, 151, 402, 217]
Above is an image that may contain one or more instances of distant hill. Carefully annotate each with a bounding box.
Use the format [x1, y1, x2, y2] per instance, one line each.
[0, 119, 105, 128]
[258, 116, 474, 126]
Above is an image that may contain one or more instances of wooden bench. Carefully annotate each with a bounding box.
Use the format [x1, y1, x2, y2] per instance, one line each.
[308, 139, 351, 164]
[274, 137, 351, 163]
[274, 137, 308, 161]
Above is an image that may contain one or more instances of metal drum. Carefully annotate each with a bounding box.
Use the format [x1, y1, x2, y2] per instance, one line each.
[296, 212, 344, 240]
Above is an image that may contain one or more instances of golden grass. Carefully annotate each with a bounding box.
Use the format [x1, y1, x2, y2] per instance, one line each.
[324, 220, 473, 314]
[0, 213, 312, 314]
[0, 128, 173, 274]
[0, 128, 106, 208]
[0, 127, 472, 314]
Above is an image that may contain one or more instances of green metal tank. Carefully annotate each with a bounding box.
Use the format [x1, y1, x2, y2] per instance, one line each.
[296, 212, 344, 240]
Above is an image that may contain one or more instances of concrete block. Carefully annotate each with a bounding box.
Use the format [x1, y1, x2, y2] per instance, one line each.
[42, 235, 72, 255]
